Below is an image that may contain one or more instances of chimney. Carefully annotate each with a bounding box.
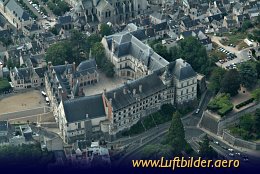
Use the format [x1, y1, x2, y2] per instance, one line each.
[73, 62, 76, 73]
[123, 88, 127, 94]
[86, 114, 88, 119]
[133, 88, 136, 95]
[65, 61, 68, 66]
[103, 88, 106, 95]
[139, 85, 142, 93]
[113, 92, 116, 99]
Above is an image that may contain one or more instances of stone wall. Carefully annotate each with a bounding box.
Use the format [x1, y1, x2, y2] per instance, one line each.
[223, 129, 260, 150]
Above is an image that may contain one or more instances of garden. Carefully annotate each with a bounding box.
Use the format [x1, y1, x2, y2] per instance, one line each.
[207, 93, 234, 116]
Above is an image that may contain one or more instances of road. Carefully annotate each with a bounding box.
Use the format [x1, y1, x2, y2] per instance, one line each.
[22, 0, 42, 20]
[0, 107, 50, 121]
[35, 0, 55, 19]
[211, 36, 252, 68]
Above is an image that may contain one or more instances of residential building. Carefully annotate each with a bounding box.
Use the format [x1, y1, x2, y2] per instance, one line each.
[10, 67, 45, 90]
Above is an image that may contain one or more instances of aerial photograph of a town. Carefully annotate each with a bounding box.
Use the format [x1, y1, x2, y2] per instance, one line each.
[0, 0, 259, 173]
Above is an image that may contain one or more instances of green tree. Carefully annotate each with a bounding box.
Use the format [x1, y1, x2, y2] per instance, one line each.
[173, 37, 213, 75]
[255, 109, 260, 133]
[153, 43, 171, 61]
[92, 42, 105, 66]
[256, 62, 260, 79]
[45, 41, 73, 65]
[252, 88, 260, 102]
[142, 144, 173, 159]
[209, 67, 226, 93]
[241, 20, 253, 32]
[7, 59, 14, 69]
[238, 62, 257, 89]
[166, 112, 186, 153]
[240, 114, 254, 133]
[199, 136, 217, 159]
[99, 24, 112, 37]
[221, 69, 240, 96]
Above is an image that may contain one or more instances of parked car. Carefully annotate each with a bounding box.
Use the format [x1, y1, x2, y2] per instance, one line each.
[229, 153, 234, 157]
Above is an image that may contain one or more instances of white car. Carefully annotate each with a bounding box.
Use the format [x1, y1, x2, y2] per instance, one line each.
[229, 153, 234, 157]
[214, 141, 219, 145]
[228, 148, 234, 152]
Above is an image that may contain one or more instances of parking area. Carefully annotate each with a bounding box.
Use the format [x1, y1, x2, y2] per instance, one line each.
[212, 36, 253, 70]
[0, 90, 46, 114]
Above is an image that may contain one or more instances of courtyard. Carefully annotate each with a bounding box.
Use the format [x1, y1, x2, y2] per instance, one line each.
[0, 89, 46, 114]
[83, 70, 128, 96]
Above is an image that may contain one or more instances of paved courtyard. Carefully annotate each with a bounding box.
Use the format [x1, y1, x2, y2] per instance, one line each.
[83, 70, 128, 96]
[231, 87, 254, 112]
[0, 90, 46, 114]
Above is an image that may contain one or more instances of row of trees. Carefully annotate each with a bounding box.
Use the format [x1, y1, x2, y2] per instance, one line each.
[209, 61, 260, 96]
[151, 37, 215, 75]
[0, 144, 54, 168]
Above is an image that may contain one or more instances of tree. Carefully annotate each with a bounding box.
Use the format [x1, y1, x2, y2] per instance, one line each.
[238, 62, 257, 89]
[142, 144, 173, 159]
[92, 42, 105, 66]
[254, 109, 260, 133]
[209, 67, 226, 93]
[45, 41, 73, 65]
[240, 114, 254, 133]
[241, 20, 253, 32]
[7, 59, 14, 69]
[166, 112, 186, 153]
[252, 88, 260, 103]
[172, 37, 213, 75]
[199, 136, 217, 159]
[221, 69, 240, 96]
[256, 62, 260, 79]
[99, 24, 112, 37]
[153, 43, 171, 61]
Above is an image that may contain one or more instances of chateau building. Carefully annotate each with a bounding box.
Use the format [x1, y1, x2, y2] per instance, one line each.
[56, 32, 198, 143]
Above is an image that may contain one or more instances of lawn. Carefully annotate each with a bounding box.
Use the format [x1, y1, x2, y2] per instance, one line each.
[207, 93, 234, 116]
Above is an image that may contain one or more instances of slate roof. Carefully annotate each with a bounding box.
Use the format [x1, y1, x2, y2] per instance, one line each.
[105, 32, 169, 72]
[153, 22, 168, 32]
[63, 94, 105, 123]
[11, 67, 32, 83]
[58, 15, 72, 24]
[174, 59, 196, 81]
[150, 12, 166, 21]
[6, 0, 30, 21]
[34, 67, 46, 78]
[182, 18, 200, 28]
[106, 73, 166, 111]
[0, 14, 7, 28]
[208, 14, 224, 23]
[75, 59, 97, 76]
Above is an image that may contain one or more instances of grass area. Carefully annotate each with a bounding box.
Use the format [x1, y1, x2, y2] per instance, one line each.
[221, 32, 247, 46]
[208, 49, 227, 60]
[237, 41, 249, 51]
[207, 93, 234, 116]
[0, 78, 11, 93]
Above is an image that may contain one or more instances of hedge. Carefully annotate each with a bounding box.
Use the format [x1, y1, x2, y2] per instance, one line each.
[235, 98, 255, 109]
